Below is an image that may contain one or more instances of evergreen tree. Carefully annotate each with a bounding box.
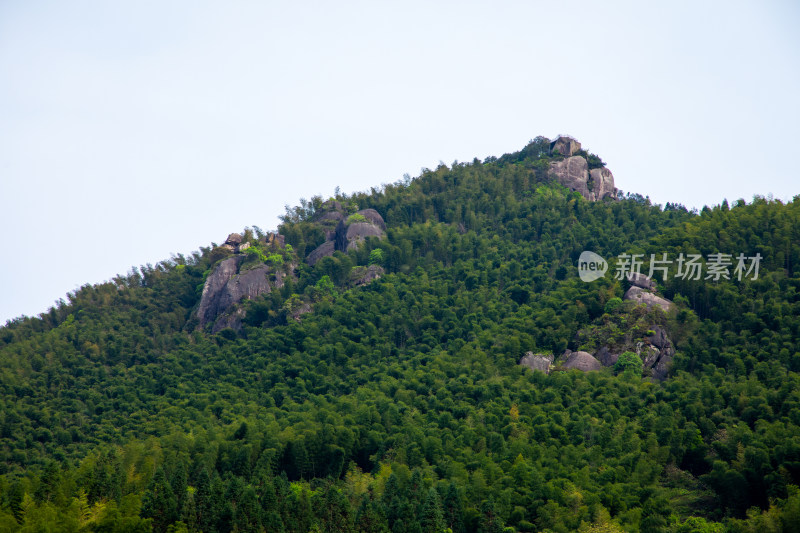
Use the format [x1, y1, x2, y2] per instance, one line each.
[142, 467, 178, 533]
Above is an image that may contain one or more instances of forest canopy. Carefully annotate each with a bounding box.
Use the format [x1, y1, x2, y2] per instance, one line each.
[1, 138, 800, 532]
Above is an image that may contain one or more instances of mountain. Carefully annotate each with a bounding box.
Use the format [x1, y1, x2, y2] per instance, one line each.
[1, 136, 799, 532]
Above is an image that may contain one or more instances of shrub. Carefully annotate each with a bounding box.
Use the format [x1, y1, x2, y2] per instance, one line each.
[614, 351, 642, 375]
[369, 249, 384, 266]
[604, 297, 623, 314]
[347, 213, 367, 224]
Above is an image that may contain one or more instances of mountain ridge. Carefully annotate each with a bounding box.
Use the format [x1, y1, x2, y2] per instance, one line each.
[1, 136, 799, 532]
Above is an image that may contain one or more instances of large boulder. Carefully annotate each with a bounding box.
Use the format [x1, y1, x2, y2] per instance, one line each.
[646, 325, 675, 380]
[197, 258, 273, 331]
[342, 222, 385, 251]
[548, 154, 616, 202]
[595, 346, 619, 367]
[314, 210, 345, 224]
[549, 136, 581, 157]
[349, 265, 384, 287]
[356, 209, 386, 230]
[306, 241, 335, 266]
[624, 286, 674, 312]
[589, 167, 617, 201]
[519, 352, 553, 374]
[628, 272, 656, 291]
[561, 351, 603, 372]
[549, 156, 592, 199]
[305, 206, 387, 265]
[225, 233, 243, 245]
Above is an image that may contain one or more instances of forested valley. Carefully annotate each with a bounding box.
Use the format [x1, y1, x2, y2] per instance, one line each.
[2, 137, 800, 532]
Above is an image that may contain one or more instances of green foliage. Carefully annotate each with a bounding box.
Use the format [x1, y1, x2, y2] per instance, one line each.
[369, 248, 385, 266]
[314, 275, 335, 299]
[614, 351, 643, 374]
[0, 139, 799, 531]
[267, 253, 284, 267]
[604, 297, 623, 314]
[347, 213, 368, 224]
[244, 245, 268, 263]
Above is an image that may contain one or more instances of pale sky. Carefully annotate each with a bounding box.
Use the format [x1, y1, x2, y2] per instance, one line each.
[1, 1, 799, 324]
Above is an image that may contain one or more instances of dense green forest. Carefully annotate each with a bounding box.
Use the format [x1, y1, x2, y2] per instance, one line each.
[1, 137, 800, 532]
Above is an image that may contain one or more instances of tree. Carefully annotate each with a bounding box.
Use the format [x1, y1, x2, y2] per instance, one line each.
[614, 351, 642, 375]
[421, 488, 446, 533]
[142, 467, 178, 533]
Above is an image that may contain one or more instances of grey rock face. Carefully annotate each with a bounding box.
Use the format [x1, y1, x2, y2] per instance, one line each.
[356, 209, 386, 230]
[652, 357, 673, 381]
[265, 232, 285, 248]
[641, 346, 662, 370]
[548, 156, 617, 202]
[549, 136, 581, 157]
[315, 210, 345, 224]
[628, 272, 656, 291]
[549, 156, 591, 198]
[211, 307, 246, 334]
[546, 135, 617, 201]
[342, 222, 385, 251]
[197, 258, 272, 330]
[561, 351, 603, 372]
[595, 346, 619, 367]
[589, 167, 616, 201]
[307, 241, 335, 266]
[225, 233, 243, 245]
[198, 256, 243, 325]
[349, 265, 384, 287]
[646, 325, 675, 380]
[305, 205, 387, 265]
[519, 352, 554, 374]
[624, 286, 674, 312]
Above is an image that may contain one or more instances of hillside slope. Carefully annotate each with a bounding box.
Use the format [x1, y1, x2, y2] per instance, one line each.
[1, 137, 800, 532]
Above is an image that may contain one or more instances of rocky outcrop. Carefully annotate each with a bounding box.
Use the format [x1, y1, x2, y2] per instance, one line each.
[547, 136, 616, 202]
[305, 204, 387, 264]
[549, 136, 581, 157]
[548, 155, 617, 202]
[519, 352, 553, 374]
[595, 346, 618, 367]
[197, 256, 243, 325]
[589, 325, 674, 381]
[355, 208, 387, 230]
[644, 325, 675, 380]
[628, 272, 656, 291]
[220, 233, 257, 254]
[624, 286, 674, 313]
[348, 265, 384, 287]
[589, 167, 616, 202]
[561, 351, 603, 372]
[197, 256, 276, 333]
[265, 232, 285, 248]
[307, 241, 335, 266]
[338, 221, 385, 251]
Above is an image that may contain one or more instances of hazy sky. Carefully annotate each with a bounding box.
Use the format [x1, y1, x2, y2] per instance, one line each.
[1, 1, 799, 324]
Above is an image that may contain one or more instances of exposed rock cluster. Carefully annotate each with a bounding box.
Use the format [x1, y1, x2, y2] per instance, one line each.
[196, 231, 290, 332]
[623, 274, 673, 312]
[560, 350, 603, 372]
[197, 254, 284, 333]
[519, 352, 553, 374]
[549, 136, 581, 157]
[306, 203, 387, 266]
[520, 275, 677, 380]
[547, 136, 617, 202]
[348, 265, 385, 287]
